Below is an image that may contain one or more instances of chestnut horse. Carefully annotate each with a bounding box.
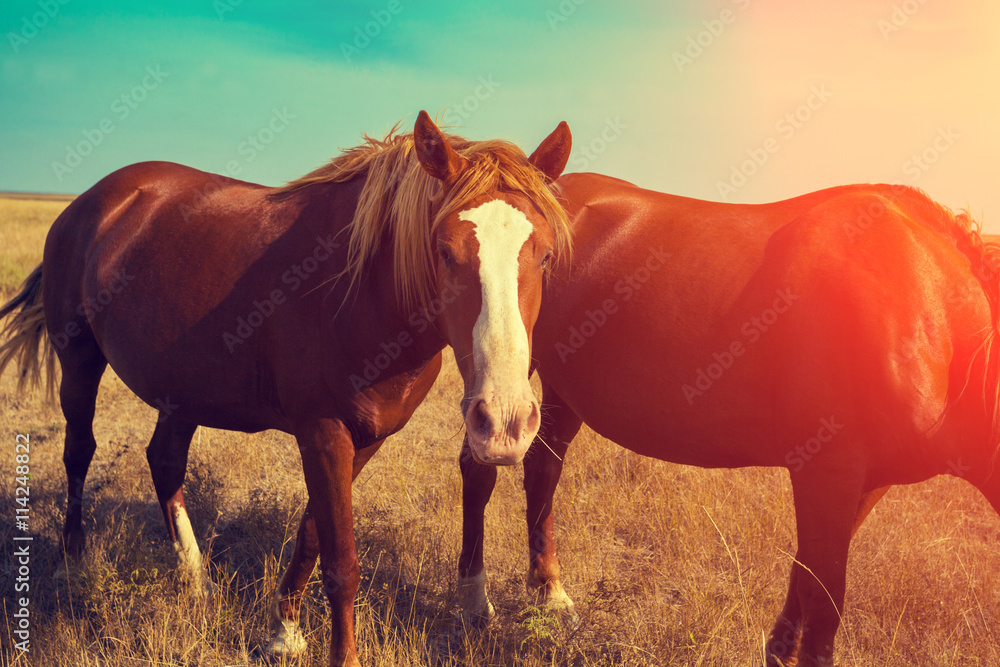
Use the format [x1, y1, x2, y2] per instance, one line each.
[0, 112, 573, 666]
[458, 173, 1000, 667]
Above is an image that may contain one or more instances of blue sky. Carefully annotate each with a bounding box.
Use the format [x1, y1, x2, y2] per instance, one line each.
[2, 1, 999, 229]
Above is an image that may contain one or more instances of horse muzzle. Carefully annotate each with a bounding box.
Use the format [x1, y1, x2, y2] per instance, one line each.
[463, 394, 541, 465]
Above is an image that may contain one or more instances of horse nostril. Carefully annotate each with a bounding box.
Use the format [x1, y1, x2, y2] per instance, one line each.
[511, 401, 541, 441]
[468, 399, 493, 439]
[525, 402, 541, 436]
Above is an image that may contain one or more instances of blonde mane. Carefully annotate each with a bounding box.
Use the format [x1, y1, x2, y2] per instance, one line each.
[275, 125, 572, 312]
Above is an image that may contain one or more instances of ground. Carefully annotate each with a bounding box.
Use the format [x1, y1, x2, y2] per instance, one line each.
[2, 195, 1000, 666]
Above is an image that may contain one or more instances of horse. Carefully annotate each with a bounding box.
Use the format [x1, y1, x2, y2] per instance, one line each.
[456, 172, 1000, 667]
[0, 111, 573, 667]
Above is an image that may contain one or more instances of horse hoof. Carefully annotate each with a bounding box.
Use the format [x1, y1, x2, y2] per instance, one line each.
[198, 577, 218, 599]
[262, 618, 307, 657]
[61, 530, 86, 561]
[545, 598, 580, 631]
[181, 571, 217, 600]
[457, 572, 496, 625]
[52, 562, 71, 583]
[781, 656, 834, 667]
[765, 645, 799, 666]
[765, 656, 797, 667]
[461, 598, 496, 627]
[54, 543, 83, 582]
[533, 581, 579, 630]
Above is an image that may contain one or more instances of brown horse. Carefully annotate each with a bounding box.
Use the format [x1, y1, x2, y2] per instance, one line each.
[0, 112, 573, 666]
[458, 172, 1000, 667]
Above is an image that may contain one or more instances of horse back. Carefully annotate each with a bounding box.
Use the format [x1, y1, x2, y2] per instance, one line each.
[536, 176, 993, 477]
[42, 162, 309, 431]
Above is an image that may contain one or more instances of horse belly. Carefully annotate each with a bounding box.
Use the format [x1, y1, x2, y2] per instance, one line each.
[79, 246, 283, 431]
[94, 308, 279, 432]
[538, 320, 782, 468]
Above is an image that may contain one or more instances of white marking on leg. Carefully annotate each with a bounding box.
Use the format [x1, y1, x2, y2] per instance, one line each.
[458, 571, 495, 622]
[543, 581, 576, 614]
[172, 505, 208, 592]
[267, 598, 308, 656]
[528, 571, 578, 626]
[545, 582, 579, 629]
[460, 199, 534, 397]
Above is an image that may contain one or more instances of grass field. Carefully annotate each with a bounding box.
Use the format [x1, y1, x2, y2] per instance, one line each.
[3, 195, 1000, 666]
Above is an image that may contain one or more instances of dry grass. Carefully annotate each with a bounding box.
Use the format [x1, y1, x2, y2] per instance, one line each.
[2, 196, 1000, 666]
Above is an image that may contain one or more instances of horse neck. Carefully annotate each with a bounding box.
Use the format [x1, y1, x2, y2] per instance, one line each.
[273, 176, 448, 386]
[347, 276, 447, 365]
[312, 183, 446, 371]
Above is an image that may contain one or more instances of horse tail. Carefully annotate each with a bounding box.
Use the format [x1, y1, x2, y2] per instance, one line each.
[945, 212, 1000, 473]
[0, 264, 57, 401]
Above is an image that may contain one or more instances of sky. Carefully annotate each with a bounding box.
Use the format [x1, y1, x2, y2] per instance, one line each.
[2, 0, 999, 230]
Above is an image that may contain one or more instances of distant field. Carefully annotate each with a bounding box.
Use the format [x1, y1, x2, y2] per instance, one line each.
[0, 197, 73, 297]
[3, 197, 1000, 666]
[0, 193, 76, 202]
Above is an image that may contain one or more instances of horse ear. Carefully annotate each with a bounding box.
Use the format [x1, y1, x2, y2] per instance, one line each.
[529, 121, 572, 183]
[413, 110, 469, 185]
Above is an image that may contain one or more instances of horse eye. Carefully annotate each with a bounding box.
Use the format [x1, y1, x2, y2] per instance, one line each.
[439, 246, 456, 268]
[541, 251, 554, 270]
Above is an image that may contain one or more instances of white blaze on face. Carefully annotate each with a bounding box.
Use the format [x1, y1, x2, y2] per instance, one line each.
[460, 199, 534, 397]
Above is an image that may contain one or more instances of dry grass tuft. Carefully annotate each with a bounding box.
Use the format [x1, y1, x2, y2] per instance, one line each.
[2, 196, 1000, 665]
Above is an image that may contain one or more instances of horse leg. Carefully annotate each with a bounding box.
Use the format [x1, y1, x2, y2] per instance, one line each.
[765, 485, 889, 665]
[766, 561, 804, 667]
[524, 384, 582, 621]
[293, 418, 361, 667]
[770, 470, 863, 667]
[971, 476, 1000, 525]
[266, 439, 385, 657]
[458, 434, 499, 622]
[58, 350, 107, 561]
[851, 485, 889, 534]
[145, 414, 205, 593]
[265, 500, 317, 656]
